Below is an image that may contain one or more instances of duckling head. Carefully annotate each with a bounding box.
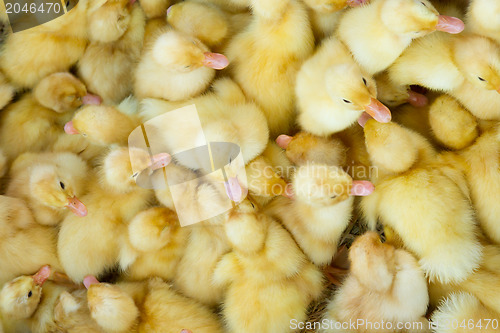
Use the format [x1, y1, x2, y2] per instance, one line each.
[364, 119, 419, 173]
[349, 232, 396, 292]
[325, 63, 392, 123]
[151, 30, 229, 72]
[225, 199, 267, 254]
[29, 163, 87, 217]
[292, 164, 374, 206]
[0, 266, 51, 320]
[33, 73, 101, 113]
[381, 0, 464, 37]
[454, 35, 500, 93]
[88, 0, 133, 43]
[64, 105, 135, 146]
[103, 147, 170, 192]
[84, 276, 139, 333]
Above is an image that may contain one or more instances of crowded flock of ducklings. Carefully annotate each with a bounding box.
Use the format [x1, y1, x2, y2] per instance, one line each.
[0, 0, 499, 332]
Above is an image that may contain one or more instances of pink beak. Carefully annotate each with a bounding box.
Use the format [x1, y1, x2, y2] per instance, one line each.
[202, 52, 229, 70]
[357, 112, 372, 128]
[435, 15, 464, 34]
[83, 275, 100, 289]
[350, 180, 375, 196]
[64, 121, 79, 135]
[276, 134, 293, 150]
[364, 98, 391, 123]
[33, 265, 51, 286]
[407, 90, 428, 107]
[81, 93, 102, 105]
[66, 196, 87, 217]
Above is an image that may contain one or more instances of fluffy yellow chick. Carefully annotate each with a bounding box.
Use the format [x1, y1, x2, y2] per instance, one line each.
[302, 0, 367, 41]
[167, 1, 230, 48]
[337, 0, 464, 75]
[319, 232, 430, 333]
[388, 33, 500, 120]
[64, 98, 139, 147]
[225, 0, 314, 137]
[0, 197, 61, 285]
[465, 0, 500, 45]
[121, 207, 189, 282]
[6, 152, 89, 226]
[0, 0, 90, 88]
[361, 120, 483, 284]
[460, 125, 500, 245]
[265, 164, 374, 266]
[174, 222, 231, 307]
[0, 266, 69, 333]
[431, 293, 499, 333]
[83, 276, 224, 333]
[77, 1, 145, 104]
[0, 72, 100, 163]
[296, 37, 391, 136]
[426, 101, 500, 245]
[134, 28, 229, 101]
[213, 200, 324, 333]
[57, 147, 158, 282]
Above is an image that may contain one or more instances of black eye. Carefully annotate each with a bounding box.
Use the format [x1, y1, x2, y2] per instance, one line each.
[132, 172, 139, 178]
[229, 157, 232, 164]
[478, 77, 486, 81]
[65, 0, 70, 6]
[420, 1, 427, 7]
[250, 202, 255, 208]
[362, 78, 367, 86]
[27, 291, 32, 298]
[343, 99, 352, 104]
[60, 182, 65, 189]
[331, 195, 337, 199]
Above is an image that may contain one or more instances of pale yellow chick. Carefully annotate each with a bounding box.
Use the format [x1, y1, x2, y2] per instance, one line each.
[0, 72, 98, 164]
[121, 207, 189, 282]
[6, 152, 89, 226]
[337, 0, 464, 75]
[213, 200, 324, 333]
[296, 37, 391, 136]
[57, 147, 156, 282]
[0, 197, 61, 285]
[361, 120, 483, 284]
[265, 164, 374, 266]
[225, 0, 315, 137]
[77, 1, 146, 104]
[134, 28, 229, 101]
[319, 232, 430, 333]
